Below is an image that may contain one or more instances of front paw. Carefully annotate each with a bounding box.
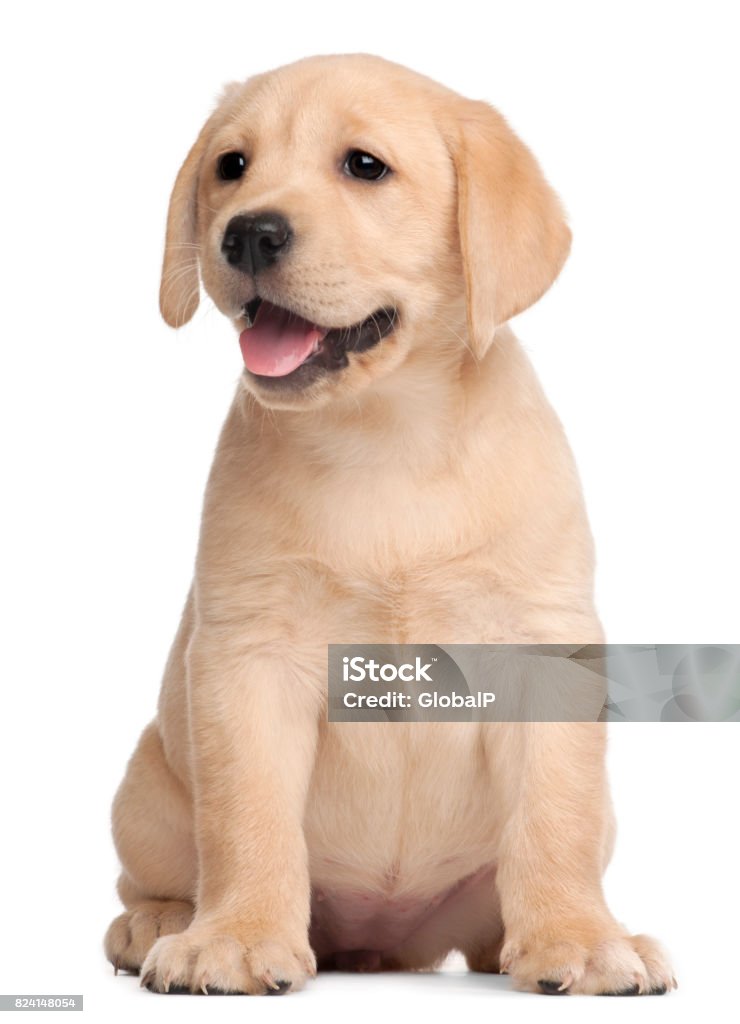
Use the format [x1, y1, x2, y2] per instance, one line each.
[140, 926, 316, 995]
[501, 931, 676, 996]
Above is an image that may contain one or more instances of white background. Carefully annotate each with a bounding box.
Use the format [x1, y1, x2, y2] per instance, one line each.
[1, 1, 738, 1021]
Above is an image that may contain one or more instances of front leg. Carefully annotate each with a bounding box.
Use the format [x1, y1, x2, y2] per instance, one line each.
[494, 723, 676, 996]
[141, 633, 321, 995]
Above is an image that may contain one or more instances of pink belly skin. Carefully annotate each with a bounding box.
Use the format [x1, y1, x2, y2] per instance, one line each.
[310, 864, 496, 969]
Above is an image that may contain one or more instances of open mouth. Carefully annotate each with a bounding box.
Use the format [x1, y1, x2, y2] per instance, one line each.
[239, 298, 397, 383]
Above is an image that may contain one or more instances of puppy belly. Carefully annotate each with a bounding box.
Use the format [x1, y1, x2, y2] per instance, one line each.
[310, 864, 495, 968]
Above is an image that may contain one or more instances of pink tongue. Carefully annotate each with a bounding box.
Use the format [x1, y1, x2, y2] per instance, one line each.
[239, 301, 326, 377]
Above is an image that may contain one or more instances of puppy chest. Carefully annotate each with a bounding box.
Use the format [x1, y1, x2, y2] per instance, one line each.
[305, 722, 499, 886]
[233, 561, 504, 646]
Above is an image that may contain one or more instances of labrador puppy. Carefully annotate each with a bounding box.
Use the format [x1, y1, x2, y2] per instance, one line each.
[104, 54, 675, 996]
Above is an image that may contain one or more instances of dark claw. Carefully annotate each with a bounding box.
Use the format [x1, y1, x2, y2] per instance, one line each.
[538, 979, 569, 995]
[601, 984, 640, 996]
[267, 979, 292, 995]
[140, 971, 189, 995]
[649, 985, 668, 996]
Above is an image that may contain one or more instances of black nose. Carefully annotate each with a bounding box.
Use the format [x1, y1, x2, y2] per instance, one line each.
[221, 212, 293, 274]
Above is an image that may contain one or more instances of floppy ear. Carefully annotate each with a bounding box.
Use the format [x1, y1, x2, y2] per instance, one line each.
[445, 100, 571, 358]
[159, 121, 213, 327]
[159, 86, 241, 328]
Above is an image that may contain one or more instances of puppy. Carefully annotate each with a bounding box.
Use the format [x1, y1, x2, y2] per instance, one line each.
[104, 54, 674, 996]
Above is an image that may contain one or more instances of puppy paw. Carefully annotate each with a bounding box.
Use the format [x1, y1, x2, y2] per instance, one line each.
[104, 900, 193, 974]
[501, 931, 676, 996]
[140, 926, 316, 995]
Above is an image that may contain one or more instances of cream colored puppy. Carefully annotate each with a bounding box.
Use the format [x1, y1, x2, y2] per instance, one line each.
[104, 54, 674, 997]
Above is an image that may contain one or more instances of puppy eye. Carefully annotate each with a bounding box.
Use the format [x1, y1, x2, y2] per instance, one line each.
[344, 149, 390, 181]
[218, 152, 247, 181]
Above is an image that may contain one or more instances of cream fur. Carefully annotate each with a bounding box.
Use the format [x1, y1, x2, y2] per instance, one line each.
[105, 55, 674, 997]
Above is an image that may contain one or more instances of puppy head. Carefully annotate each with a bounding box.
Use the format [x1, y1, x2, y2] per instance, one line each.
[160, 55, 570, 410]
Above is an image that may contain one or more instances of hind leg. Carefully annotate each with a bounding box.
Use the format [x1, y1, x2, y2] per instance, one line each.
[105, 899, 194, 975]
[104, 721, 196, 972]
